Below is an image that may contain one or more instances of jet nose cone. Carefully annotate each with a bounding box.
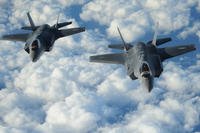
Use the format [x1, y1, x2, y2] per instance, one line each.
[31, 58, 37, 62]
[30, 51, 38, 62]
[141, 76, 154, 92]
[141, 71, 150, 78]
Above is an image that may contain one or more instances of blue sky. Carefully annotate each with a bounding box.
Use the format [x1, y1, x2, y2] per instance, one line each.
[0, 0, 200, 133]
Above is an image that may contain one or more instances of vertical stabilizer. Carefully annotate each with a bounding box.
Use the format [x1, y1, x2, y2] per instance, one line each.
[117, 27, 129, 51]
[152, 22, 159, 46]
[27, 12, 35, 28]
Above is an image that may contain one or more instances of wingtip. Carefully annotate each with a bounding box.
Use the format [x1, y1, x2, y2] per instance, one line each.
[191, 44, 196, 50]
[184, 44, 196, 51]
[0, 35, 4, 40]
[108, 45, 112, 48]
[82, 27, 86, 32]
[77, 27, 85, 32]
[89, 56, 93, 62]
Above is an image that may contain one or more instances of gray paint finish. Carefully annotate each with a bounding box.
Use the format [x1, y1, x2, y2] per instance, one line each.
[90, 28, 196, 92]
[0, 12, 85, 62]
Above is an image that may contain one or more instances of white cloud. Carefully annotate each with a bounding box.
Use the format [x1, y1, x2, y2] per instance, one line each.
[42, 92, 99, 133]
[57, 0, 86, 7]
[0, 0, 85, 32]
[0, 0, 200, 133]
[80, 0, 200, 42]
[157, 62, 190, 91]
[179, 22, 200, 40]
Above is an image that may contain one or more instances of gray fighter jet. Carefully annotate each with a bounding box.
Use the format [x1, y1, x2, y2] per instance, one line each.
[90, 27, 196, 92]
[0, 12, 85, 62]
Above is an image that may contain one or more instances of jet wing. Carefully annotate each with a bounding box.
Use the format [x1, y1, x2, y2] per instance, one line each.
[90, 53, 126, 64]
[0, 33, 30, 42]
[158, 44, 196, 61]
[58, 27, 85, 38]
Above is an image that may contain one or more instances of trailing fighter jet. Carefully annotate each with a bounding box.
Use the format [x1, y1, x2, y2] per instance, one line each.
[90, 26, 196, 92]
[0, 12, 85, 62]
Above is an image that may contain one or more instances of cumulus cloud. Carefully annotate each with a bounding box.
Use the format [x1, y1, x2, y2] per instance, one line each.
[80, 0, 200, 42]
[96, 60, 200, 133]
[0, 0, 200, 133]
[0, 0, 86, 32]
[57, 0, 87, 7]
[179, 22, 200, 40]
[41, 92, 99, 133]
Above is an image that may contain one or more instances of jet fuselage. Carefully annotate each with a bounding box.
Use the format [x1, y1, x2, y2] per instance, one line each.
[1, 12, 85, 62]
[25, 24, 57, 62]
[125, 42, 163, 91]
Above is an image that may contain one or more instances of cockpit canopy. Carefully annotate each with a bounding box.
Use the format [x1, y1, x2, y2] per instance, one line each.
[31, 40, 39, 50]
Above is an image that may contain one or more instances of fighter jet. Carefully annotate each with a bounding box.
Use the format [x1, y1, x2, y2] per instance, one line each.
[0, 12, 85, 62]
[90, 26, 196, 92]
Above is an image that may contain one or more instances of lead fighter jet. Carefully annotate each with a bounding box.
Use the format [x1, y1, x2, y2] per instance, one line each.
[90, 26, 196, 92]
[0, 12, 85, 62]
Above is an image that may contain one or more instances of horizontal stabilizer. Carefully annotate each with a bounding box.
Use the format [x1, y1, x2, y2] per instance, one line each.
[158, 44, 196, 61]
[57, 27, 85, 38]
[90, 53, 125, 64]
[147, 37, 172, 46]
[56, 22, 72, 28]
[108, 44, 133, 50]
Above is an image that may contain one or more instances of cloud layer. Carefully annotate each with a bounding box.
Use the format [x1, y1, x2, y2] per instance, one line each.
[81, 0, 200, 42]
[0, 0, 200, 133]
